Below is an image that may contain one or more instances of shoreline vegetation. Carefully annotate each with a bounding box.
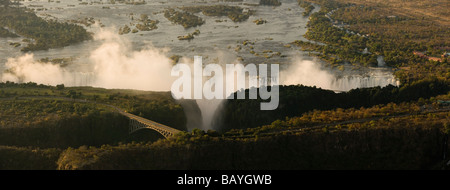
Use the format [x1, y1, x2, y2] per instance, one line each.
[0, 26, 18, 38]
[178, 29, 200, 41]
[163, 5, 255, 30]
[0, 6, 92, 52]
[292, 0, 448, 85]
[164, 8, 205, 29]
[119, 14, 159, 35]
[298, 0, 315, 16]
[259, 0, 282, 6]
[179, 5, 254, 23]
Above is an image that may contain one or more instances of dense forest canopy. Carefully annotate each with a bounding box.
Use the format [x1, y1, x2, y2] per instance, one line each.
[0, 82, 188, 132]
[220, 78, 449, 131]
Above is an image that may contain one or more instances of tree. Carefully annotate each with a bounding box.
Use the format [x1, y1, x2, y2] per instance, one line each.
[56, 84, 65, 90]
[0, 0, 10, 7]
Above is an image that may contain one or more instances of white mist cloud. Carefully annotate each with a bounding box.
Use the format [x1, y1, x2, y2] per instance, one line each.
[0, 31, 399, 132]
[172, 55, 247, 131]
[1, 29, 175, 91]
[280, 57, 399, 91]
[90, 29, 174, 91]
[280, 58, 335, 89]
[2, 54, 66, 85]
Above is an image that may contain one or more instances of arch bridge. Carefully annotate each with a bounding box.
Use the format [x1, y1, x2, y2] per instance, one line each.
[125, 112, 181, 138]
[103, 104, 182, 139]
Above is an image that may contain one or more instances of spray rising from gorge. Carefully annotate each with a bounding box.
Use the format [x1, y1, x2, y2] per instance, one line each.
[0, 29, 399, 131]
[1, 29, 175, 91]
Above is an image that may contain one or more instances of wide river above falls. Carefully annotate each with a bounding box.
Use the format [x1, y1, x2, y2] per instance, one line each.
[0, 0, 399, 91]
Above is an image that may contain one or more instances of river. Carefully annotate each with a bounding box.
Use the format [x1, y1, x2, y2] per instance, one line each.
[0, 0, 400, 130]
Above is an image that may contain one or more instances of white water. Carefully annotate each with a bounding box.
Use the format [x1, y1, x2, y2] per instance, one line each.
[0, 0, 400, 131]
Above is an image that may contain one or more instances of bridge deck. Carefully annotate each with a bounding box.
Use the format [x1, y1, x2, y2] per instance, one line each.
[105, 104, 182, 138]
[123, 112, 181, 135]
